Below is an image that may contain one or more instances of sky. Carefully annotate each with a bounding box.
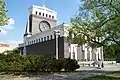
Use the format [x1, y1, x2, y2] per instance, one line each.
[0, 0, 81, 47]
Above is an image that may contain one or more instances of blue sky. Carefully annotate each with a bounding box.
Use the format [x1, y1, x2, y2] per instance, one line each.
[0, 0, 80, 46]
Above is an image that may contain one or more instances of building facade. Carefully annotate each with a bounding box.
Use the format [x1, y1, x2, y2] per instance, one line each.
[19, 5, 103, 61]
[0, 43, 15, 54]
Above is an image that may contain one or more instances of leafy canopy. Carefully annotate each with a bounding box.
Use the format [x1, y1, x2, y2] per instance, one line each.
[70, 0, 120, 48]
[0, 0, 8, 26]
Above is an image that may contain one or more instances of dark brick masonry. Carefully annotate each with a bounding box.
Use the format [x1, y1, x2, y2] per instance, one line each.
[19, 37, 65, 58]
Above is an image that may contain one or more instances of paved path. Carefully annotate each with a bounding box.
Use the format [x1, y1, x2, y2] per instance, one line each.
[1, 63, 120, 80]
[0, 71, 106, 80]
[77, 63, 120, 71]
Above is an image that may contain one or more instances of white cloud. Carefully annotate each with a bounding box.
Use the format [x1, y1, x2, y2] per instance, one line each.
[8, 18, 15, 25]
[0, 29, 7, 35]
[0, 40, 22, 49]
[0, 18, 15, 35]
[6, 40, 23, 48]
[2, 25, 14, 30]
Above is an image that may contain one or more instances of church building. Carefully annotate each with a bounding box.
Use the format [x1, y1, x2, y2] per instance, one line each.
[19, 5, 103, 61]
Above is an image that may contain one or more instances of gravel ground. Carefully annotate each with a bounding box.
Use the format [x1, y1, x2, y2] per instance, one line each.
[0, 71, 106, 80]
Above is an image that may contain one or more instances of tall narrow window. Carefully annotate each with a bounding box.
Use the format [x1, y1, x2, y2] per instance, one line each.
[34, 40, 35, 44]
[39, 39, 40, 42]
[47, 36, 49, 40]
[41, 38, 43, 42]
[43, 13, 44, 16]
[49, 15, 51, 18]
[39, 12, 41, 15]
[46, 14, 48, 17]
[52, 16, 54, 19]
[36, 11, 37, 15]
[36, 39, 38, 43]
[44, 37, 46, 41]
[50, 35, 52, 40]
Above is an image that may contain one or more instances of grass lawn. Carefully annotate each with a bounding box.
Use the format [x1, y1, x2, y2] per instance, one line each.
[84, 71, 120, 80]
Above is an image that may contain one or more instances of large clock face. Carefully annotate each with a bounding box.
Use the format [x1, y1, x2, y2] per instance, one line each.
[39, 21, 50, 31]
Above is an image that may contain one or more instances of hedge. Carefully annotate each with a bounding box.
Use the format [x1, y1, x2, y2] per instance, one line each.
[0, 53, 80, 73]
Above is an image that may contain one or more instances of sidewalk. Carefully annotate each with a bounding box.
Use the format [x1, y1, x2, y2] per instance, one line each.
[77, 63, 120, 71]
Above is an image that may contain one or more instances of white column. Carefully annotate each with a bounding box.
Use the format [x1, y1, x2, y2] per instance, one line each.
[98, 48, 101, 60]
[84, 48, 87, 61]
[70, 45, 73, 59]
[96, 48, 99, 61]
[56, 35, 59, 59]
[69, 45, 71, 58]
[54, 30, 60, 59]
[101, 46, 104, 61]
[74, 46, 78, 60]
[89, 47, 92, 61]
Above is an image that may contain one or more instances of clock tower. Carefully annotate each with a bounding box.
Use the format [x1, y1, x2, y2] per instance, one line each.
[24, 5, 57, 36]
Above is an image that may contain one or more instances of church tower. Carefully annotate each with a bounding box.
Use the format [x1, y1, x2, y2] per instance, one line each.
[24, 5, 57, 37]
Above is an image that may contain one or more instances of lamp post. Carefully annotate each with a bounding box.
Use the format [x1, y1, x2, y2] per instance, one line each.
[54, 30, 60, 59]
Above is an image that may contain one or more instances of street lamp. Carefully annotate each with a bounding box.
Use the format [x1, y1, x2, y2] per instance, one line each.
[54, 30, 60, 59]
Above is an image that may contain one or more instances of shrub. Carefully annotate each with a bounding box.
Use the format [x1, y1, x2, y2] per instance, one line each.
[63, 58, 80, 71]
[0, 53, 80, 73]
[55, 58, 64, 71]
[45, 57, 57, 72]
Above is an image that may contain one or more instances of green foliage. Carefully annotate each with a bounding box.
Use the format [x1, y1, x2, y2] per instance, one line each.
[103, 44, 119, 60]
[116, 50, 120, 63]
[3, 48, 20, 54]
[0, 53, 27, 72]
[63, 58, 80, 71]
[0, 53, 79, 73]
[0, 0, 8, 26]
[70, 0, 120, 48]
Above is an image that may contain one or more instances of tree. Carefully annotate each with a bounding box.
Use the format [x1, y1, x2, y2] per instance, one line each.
[103, 44, 118, 60]
[70, 0, 120, 49]
[0, 0, 8, 26]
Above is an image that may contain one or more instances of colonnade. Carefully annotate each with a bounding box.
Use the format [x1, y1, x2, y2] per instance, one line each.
[70, 44, 104, 61]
